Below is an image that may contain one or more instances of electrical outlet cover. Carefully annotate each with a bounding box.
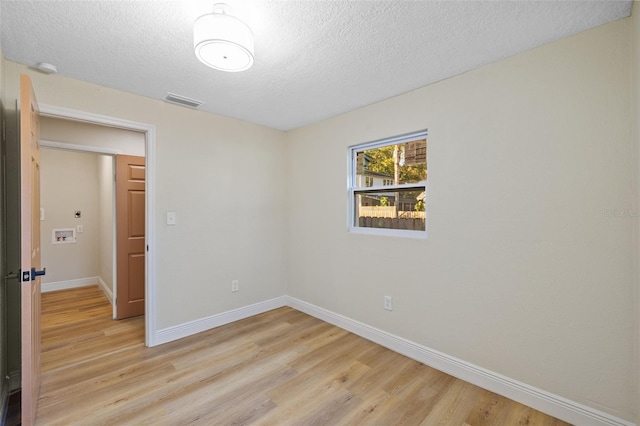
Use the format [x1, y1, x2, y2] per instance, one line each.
[384, 296, 393, 311]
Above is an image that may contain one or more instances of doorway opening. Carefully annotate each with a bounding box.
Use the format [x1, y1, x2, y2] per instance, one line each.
[39, 143, 146, 321]
[38, 105, 157, 346]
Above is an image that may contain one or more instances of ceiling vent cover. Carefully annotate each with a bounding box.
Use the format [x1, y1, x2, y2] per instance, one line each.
[165, 92, 204, 109]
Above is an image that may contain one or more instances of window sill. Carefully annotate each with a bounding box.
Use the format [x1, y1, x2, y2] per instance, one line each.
[348, 226, 427, 239]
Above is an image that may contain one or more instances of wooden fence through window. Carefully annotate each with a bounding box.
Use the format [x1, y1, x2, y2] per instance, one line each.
[357, 206, 425, 219]
[358, 216, 425, 231]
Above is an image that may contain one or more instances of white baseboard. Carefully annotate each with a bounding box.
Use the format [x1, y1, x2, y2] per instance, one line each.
[154, 297, 287, 346]
[285, 296, 635, 426]
[41, 276, 100, 293]
[97, 277, 113, 303]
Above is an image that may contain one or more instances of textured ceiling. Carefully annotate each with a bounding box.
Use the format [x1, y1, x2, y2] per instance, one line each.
[0, 0, 632, 130]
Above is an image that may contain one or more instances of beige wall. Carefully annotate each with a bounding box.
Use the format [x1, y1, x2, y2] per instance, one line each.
[286, 18, 635, 421]
[40, 149, 100, 283]
[40, 116, 145, 156]
[97, 155, 114, 292]
[2, 60, 288, 331]
[632, 2, 640, 421]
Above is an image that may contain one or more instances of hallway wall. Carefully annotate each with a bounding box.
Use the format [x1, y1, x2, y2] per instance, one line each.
[97, 155, 114, 293]
[40, 116, 145, 156]
[39, 148, 100, 285]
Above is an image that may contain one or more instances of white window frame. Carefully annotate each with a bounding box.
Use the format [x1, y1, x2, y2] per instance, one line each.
[347, 130, 428, 238]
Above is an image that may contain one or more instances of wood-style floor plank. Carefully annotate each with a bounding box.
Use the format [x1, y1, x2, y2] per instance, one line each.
[36, 285, 571, 425]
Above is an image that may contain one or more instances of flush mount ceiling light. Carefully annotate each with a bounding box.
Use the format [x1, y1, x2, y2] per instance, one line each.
[35, 62, 58, 74]
[194, 3, 254, 72]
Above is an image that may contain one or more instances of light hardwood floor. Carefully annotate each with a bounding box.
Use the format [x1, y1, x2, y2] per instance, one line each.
[37, 286, 571, 425]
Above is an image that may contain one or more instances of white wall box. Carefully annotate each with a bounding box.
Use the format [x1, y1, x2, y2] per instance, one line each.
[52, 228, 77, 244]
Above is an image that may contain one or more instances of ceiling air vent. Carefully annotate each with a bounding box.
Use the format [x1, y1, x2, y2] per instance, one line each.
[165, 92, 204, 109]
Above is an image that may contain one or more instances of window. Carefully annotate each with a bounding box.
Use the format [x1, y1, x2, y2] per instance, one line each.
[348, 130, 427, 237]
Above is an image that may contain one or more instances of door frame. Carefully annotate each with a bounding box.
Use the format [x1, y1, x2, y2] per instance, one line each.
[38, 104, 158, 347]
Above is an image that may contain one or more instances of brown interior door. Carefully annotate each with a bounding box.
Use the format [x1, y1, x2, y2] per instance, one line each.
[115, 155, 146, 319]
[20, 74, 42, 426]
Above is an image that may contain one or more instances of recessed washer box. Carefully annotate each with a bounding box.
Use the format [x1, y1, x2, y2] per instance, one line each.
[52, 228, 77, 244]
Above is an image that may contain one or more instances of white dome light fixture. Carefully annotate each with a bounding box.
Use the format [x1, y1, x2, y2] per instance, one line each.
[194, 3, 254, 72]
[35, 62, 58, 74]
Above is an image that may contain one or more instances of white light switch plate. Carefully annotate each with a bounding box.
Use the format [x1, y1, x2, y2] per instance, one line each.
[167, 212, 176, 225]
